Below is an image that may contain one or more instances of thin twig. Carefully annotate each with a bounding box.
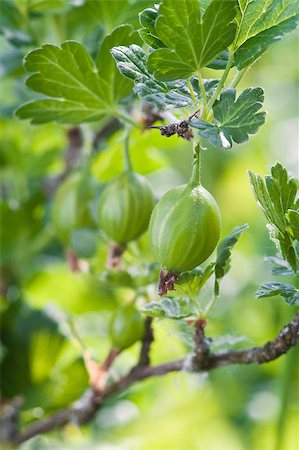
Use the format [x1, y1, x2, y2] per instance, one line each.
[11, 313, 299, 446]
[134, 317, 154, 370]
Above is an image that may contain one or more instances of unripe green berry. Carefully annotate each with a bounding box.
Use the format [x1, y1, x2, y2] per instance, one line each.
[51, 172, 92, 244]
[109, 303, 144, 350]
[149, 183, 221, 272]
[97, 171, 155, 244]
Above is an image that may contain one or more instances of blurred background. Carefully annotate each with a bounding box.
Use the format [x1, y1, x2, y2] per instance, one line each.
[0, 1, 298, 449]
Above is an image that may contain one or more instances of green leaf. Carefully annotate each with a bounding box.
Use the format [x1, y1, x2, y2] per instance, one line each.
[111, 44, 219, 109]
[146, 0, 237, 81]
[266, 255, 294, 276]
[27, 0, 83, 14]
[174, 265, 215, 298]
[189, 88, 265, 148]
[214, 224, 249, 295]
[138, 6, 166, 49]
[286, 209, 299, 241]
[16, 25, 139, 124]
[256, 282, 299, 306]
[143, 297, 195, 320]
[234, 0, 299, 69]
[248, 163, 298, 271]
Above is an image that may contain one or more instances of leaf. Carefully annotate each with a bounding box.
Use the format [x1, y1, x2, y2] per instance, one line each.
[174, 265, 215, 298]
[234, 0, 299, 69]
[146, 0, 237, 81]
[16, 25, 139, 124]
[27, 0, 84, 14]
[265, 255, 294, 276]
[256, 282, 299, 306]
[111, 44, 219, 110]
[143, 297, 195, 320]
[286, 209, 299, 241]
[248, 163, 298, 271]
[189, 87, 265, 148]
[214, 224, 249, 295]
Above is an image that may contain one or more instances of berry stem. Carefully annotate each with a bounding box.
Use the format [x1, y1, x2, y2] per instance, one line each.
[123, 130, 132, 172]
[190, 138, 201, 186]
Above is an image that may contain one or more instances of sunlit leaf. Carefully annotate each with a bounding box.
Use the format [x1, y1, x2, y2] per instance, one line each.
[146, 0, 237, 81]
[16, 25, 139, 124]
[214, 224, 249, 295]
[233, 0, 299, 68]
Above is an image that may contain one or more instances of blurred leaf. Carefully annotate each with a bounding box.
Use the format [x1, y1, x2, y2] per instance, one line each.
[234, 0, 299, 69]
[16, 25, 139, 124]
[146, 0, 237, 81]
[0, 47, 24, 78]
[0, 0, 34, 47]
[0, 301, 65, 398]
[27, 0, 84, 14]
[25, 267, 117, 314]
[189, 88, 266, 148]
[214, 224, 249, 295]
[248, 163, 298, 271]
[143, 297, 195, 319]
[286, 209, 299, 241]
[101, 270, 135, 288]
[266, 255, 295, 276]
[256, 282, 299, 306]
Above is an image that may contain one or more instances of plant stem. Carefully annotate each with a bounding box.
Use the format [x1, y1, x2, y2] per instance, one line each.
[229, 66, 250, 88]
[187, 77, 197, 104]
[206, 50, 234, 114]
[190, 138, 201, 186]
[123, 131, 132, 171]
[202, 295, 218, 318]
[197, 72, 207, 119]
[114, 110, 138, 128]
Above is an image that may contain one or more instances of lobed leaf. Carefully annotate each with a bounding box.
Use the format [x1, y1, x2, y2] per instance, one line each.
[189, 88, 265, 148]
[256, 282, 299, 306]
[145, 0, 237, 81]
[214, 224, 249, 295]
[111, 44, 219, 110]
[16, 25, 139, 124]
[233, 0, 299, 69]
[248, 163, 298, 271]
[143, 297, 195, 320]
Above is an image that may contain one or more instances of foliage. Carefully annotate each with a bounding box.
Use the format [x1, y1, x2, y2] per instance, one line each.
[0, 0, 298, 449]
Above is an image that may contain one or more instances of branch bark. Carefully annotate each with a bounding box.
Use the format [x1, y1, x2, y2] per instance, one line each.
[11, 313, 299, 446]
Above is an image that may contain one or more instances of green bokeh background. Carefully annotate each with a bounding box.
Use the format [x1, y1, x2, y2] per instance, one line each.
[0, 1, 298, 449]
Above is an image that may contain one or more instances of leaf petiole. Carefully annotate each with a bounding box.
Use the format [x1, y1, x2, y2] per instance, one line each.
[197, 72, 208, 119]
[229, 66, 250, 88]
[206, 50, 234, 114]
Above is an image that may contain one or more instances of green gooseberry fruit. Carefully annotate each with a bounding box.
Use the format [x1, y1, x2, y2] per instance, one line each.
[149, 183, 221, 273]
[109, 303, 144, 350]
[51, 172, 92, 244]
[97, 171, 155, 244]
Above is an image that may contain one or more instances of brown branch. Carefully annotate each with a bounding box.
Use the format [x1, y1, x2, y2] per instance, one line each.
[92, 118, 121, 150]
[133, 317, 154, 370]
[192, 319, 210, 370]
[11, 313, 299, 446]
[44, 126, 83, 197]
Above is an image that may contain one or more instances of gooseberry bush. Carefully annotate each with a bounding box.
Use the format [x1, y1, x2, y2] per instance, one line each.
[0, 0, 298, 446]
